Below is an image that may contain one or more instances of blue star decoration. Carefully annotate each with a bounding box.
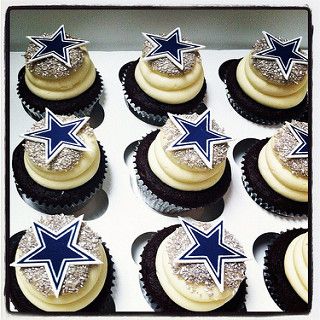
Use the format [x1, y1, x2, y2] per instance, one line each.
[27, 25, 89, 67]
[21, 108, 90, 164]
[10, 216, 102, 297]
[286, 122, 308, 159]
[167, 110, 233, 169]
[252, 31, 307, 80]
[142, 27, 205, 70]
[176, 218, 247, 292]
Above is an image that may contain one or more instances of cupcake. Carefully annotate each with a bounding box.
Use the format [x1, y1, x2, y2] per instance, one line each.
[12, 109, 107, 214]
[219, 31, 308, 124]
[119, 27, 207, 126]
[241, 120, 308, 217]
[8, 214, 115, 313]
[140, 218, 248, 313]
[17, 25, 103, 121]
[264, 229, 308, 312]
[134, 109, 232, 214]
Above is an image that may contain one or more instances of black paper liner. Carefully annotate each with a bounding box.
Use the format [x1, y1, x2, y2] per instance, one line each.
[12, 140, 108, 214]
[140, 224, 247, 314]
[119, 59, 207, 126]
[219, 59, 308, 125]
[133, 130, 231, 214]
[241, 138, 308, 217]
[7, 230, 116, 314]
[263, 228, 309, 312]
[17, 67, 104, 121]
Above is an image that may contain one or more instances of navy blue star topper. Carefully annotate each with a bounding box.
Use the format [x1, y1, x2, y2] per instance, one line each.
[176, 218, 247, 292]
[11, 216, 102, 297]
[21, 108, 90, 163]
[253, 31, 307, 80]
[142, 27, 205, 70]
[167, 110, 232, 168]
[286, 122, 308, 159]
[27, 25, 89, 67]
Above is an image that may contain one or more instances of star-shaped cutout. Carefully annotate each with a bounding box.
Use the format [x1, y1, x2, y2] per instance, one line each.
[142, 27, 205, 70]
[11, 216, 102, 297]
[252, 31, 307, 80]
[21, 108, 89, 164]
[176, 218, 247, 292]
[286, 122, 308, 159]
[27, 25, 89, 67]
[167, 110, 232, 168]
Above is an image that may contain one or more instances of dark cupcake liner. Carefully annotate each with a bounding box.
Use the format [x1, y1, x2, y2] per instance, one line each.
[263, 228, 309, 312]
[12, 140, 108, 215]
[133, 130, 231, 214]
[241, 138, 308, 217]
[219, 59, 308, 125]
[17, 67, 104, 121]
[7, 230, 116, 314]
[119, 59, 207, 126]
[139, 224, 247, 314]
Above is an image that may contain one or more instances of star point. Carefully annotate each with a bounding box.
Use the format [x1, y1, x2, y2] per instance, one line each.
[176, 218, 247, 292]
[27, 25, 89, 67]
[252, 31, 307, 80]
[286, 122, 308, 159]
[11, 216, 102, 297]
[21, 108, 89, 163]
[142, 27, 205, 70]
[167, 110, 232, 168]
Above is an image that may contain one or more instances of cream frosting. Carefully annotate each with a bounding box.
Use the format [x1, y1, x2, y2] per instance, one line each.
[284, 232, 308, 303]
[236, 54, 307, 109]
[258, 137, 308, 202]
[24, 116, 100, 190]
[148, 131, 225, 191]
[25, 49, 96, 100]
[155, 224, 246, 312]
[135, 57, 204, 104]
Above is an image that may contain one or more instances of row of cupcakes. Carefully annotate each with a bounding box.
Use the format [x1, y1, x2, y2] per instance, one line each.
[12, 107, 308, 218]
[8, 213, 308, 313]
[17, 26, 308, 126]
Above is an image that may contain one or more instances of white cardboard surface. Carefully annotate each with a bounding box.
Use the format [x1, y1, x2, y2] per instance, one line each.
[9, 50, 308, 313]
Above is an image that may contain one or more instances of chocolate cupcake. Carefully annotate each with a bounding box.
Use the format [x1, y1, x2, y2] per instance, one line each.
[241, 120, 308, 217]
[119, 27, 207, 126]
[219, 31, 308, 124]
[134, 110, 232, 214]
[264, 228, 309, 312]
[12, 109, 107, 214]
[17, 25, 103, 121]
[8, 214, 115, 313]
[140, 218, 248, 313]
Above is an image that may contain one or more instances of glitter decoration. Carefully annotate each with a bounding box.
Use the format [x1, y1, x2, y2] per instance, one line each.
[166, 220, 246, 294]
[251, 36, 308, 85]
[252, 31, 307, 81]
[142, 27, 205, 70]
[25, 37, 84, 79]
[22, 109, 91, 164]
[273, 120, 308, 177]
[26, 25, 89, 68]
[142, 40, 199, 76]
[161, 112, 230, 169]
[13, 214, 102, 297]
[24, 113, 94, 171]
